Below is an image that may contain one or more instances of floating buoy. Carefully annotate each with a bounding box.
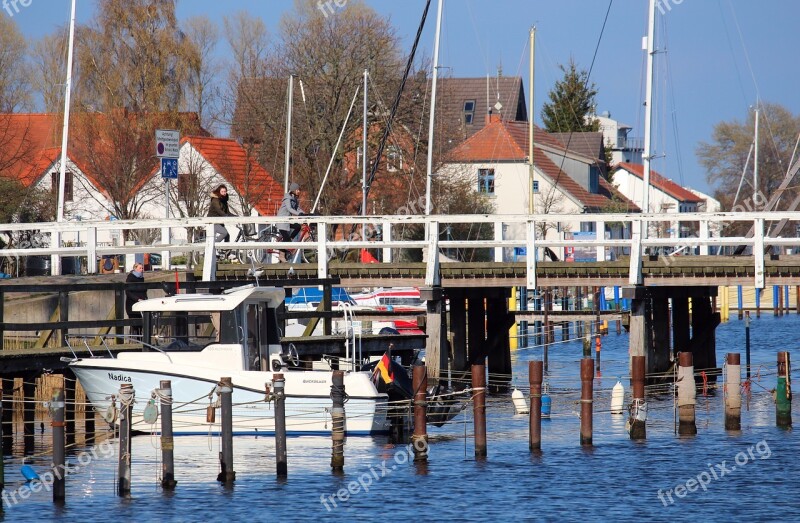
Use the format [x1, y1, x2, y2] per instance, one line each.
[512, 388, 529, 415]
[541, 394, 552, 419]
[21, 464, 40, 482]
[611, 380, 625, 414]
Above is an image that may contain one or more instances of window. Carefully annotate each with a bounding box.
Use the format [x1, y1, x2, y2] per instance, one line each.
[51, 171, 73, 202]
[532, 180, 539, 194]
[387, 145, 403, 172]
[478, 168, 495, 194]
[580, 222, 597, 233]
[463, 100, 476, 126]
[589, 166, 600, 194]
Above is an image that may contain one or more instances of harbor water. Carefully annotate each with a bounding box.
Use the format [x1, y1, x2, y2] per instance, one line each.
[2, 314, 798, 521]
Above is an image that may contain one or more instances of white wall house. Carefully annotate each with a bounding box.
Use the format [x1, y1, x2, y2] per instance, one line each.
[594, 113, 644, 165]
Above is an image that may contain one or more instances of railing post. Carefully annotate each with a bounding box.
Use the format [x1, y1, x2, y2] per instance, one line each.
[86, 226, 98, 273]
[203, 223, 217, 282]
[699, 220, 709, 256]
[526, 220, 537, 290]
[493, 220, 504, 262]
[425, 221, 440, 287]
[382, 220, 392, 262]
[754, 217, 765, 289]
[317, 220, 328, 280]
[595, 220, 605, 261]
[161, 224, 171, 272]
[629, 217, 643, 285]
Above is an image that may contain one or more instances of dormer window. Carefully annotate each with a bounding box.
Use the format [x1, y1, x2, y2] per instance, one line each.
[463, 100, 476, 125]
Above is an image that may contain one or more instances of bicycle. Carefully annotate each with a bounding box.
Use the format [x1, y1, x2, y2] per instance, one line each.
[230, 223, 284, 265]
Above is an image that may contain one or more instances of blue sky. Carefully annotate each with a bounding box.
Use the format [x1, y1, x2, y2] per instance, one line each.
[7, 0, 800, 195]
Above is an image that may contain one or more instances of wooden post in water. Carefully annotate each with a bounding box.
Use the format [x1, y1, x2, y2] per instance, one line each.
[273, 374, 288, 476]
[52, 387, 66, 502]
[724, 354, 741, 431]
[412, 363, 428, 461]
[677, 352, 697, 435]
[776, 352, 792, 427]
[472, 363, 487, 458]
[745, 312, 752, 380]
[737, 286, 743, 320]
[580, 358, 593, 446]
[118, 383, 133, 496]
[217, 377, 235, 483]
[629, 356, 646, 440]
[330, 370, 346, 472]
[529, 361, 542, 451]
[159, 380, 177, 489]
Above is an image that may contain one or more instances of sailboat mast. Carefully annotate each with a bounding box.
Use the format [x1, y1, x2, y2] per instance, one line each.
[56, 0, 77, 224]
[424, 0, 444, 216]
[284, 74, 294, 193]
[528, 26, 536, 215]
[642, 0, 657, 231]
[754, 104, 760, 207]
[362, 69, 368, 217]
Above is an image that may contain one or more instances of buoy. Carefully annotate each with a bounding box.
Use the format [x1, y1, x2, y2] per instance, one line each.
[512, 388, 529, 415]
[541, 394, 552, 419]
[143, 399, 159, 424]
[21, 464, 40, 482]
[611, 380, 625, 414]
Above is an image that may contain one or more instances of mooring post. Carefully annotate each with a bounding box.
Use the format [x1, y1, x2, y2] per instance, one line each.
[118, 383, 133, 497]
[629, 356, 646, 440]
[217, 377, 235, 483]
[724, 353, 741, 431]
[412, 363, 428, 461]
[52, 387, 66, 502]
[737, 286, 743, 320]
[330, 370, 346, 472]
[529, 361, 543, 451]
[755, 288, 761, 318]
[745, 312, 751, 380]
[677, 352, 697, 435]
[580, 358, 593, 446]
[776, 352, 792, 427]
[582, 326, 591, 358]
[273, 373, 288, 476]
[472, 363, 487, 458]
[159, 380, 176, 489]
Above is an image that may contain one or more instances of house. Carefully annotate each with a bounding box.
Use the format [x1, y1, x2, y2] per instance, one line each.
[611, 162, 703, 240]
[594, 112, 644, 165]
[444, 114, 639, 260]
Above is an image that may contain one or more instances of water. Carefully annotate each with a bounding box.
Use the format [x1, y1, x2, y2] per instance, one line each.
[3, 314, 798, 521]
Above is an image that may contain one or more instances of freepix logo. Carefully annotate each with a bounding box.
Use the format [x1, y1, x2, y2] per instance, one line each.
[656, 0, 686, 15]
[3, 0, 33, 17]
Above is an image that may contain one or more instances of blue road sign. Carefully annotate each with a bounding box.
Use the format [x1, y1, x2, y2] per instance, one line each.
[161, 157, 178, 179]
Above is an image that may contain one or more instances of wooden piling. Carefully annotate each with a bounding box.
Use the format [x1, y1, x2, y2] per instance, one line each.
[273, 374, 288, 476]
[472, 363, 487, 458]
[330, 370, 346, 472]
[52, 387, 66, 502]
[118, 383, 133, 496]
[724, 353, 741, 431]
[745, 312, 752, 380]
[23, 379, 35, 455]
[529, 361, 543, 451]
[217, 377, 235, 483]
[737, 286, 743, 320]
[677, 352, 697, 435]
[159, 380, 177, 489]
[776, 352, 792, 427]
[629, 356, 646, 440]
[595, 334, 601, 372]
[412, 363, 428, 461]
[580, 358, 593, 446]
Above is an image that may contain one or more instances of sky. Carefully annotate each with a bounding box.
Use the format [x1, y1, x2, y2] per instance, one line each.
[6, 0, 800, 195]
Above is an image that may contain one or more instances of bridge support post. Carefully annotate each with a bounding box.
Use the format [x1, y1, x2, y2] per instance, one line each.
[448, 290, 468, 387]
[421, 287, 448, 385]
[467, 292, 486, 367]
[689, 288, 718, 378]
[486, 290, 512, 393]
[650, 289, 671, 374]
[625, 287, 650, 375]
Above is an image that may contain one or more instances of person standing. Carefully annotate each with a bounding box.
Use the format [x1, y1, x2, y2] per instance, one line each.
[125, 263, 147, 337]
[277, 182, 305, 261]
[208, 184, 234, 242]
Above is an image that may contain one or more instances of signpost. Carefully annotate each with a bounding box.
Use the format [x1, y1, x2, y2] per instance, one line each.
[157, 130, 180, 272]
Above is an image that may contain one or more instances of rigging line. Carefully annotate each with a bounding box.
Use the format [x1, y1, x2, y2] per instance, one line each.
[726, 0, 761, 103]
[465, 0, 490, 76]
[662, 17, 686, 186]
[716, 0, 750, 110]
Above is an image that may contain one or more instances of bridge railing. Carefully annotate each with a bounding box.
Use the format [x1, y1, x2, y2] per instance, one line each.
[1, 212, 799, 288]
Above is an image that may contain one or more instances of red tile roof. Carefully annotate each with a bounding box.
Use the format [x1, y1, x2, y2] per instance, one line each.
[447, 118, 639, 212]
[185, 136, 284, 215]
[614, 163, 702, 203]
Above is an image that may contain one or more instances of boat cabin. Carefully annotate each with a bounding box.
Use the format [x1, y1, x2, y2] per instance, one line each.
[132, 285, 286, 371]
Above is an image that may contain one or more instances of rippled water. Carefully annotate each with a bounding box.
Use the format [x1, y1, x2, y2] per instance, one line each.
[2, 314, 798, 521]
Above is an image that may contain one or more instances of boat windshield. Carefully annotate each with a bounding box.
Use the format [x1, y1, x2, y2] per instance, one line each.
[148, 309, 243, 350]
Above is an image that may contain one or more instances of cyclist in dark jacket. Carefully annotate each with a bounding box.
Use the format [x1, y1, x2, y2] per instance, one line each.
[208, 184, 234, 242]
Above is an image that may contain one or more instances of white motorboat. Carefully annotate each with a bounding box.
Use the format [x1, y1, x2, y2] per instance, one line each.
[68, 285, 390, 436]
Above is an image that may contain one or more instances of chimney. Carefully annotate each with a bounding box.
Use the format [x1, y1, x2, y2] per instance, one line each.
[485, 111, 501, 125]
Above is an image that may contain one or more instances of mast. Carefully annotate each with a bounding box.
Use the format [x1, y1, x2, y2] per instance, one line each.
[284, 74, 294, 193]
[362, 69, 368, 217]
[424, 0, 444, 216]
[754, 104, 760, 207]
[642, 0, 657, 233]
[528, 26, 536, 215]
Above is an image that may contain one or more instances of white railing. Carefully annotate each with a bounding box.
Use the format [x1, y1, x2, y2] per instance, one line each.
[1, 211, 799, 289]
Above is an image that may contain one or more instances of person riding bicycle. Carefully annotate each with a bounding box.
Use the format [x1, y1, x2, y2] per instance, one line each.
[277, 182, 305, 260]
[208, 184, 234, 242]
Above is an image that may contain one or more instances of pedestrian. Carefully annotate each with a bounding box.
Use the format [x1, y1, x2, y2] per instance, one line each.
[208, 184, 234, 242]
[125, 262, 147, 338]
[277, 182, 305, 260]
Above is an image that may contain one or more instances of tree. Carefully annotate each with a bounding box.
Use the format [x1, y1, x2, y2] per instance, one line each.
[30, 28, 69, 113]
[540, 59, 599, 134]
[698, 103, 800, 212]
[184, 16, 222, 133]
[0, 16, 31, 111]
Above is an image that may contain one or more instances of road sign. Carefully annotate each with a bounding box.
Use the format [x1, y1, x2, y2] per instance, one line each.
[156, 129, 180, 158]
[161, 157, 178, 179]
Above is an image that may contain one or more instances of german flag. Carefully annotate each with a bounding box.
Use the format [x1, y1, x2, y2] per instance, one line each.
[372, 352, 394, 385]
